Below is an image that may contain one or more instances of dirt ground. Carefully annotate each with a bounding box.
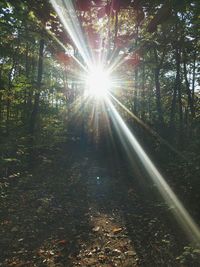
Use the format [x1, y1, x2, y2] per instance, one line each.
[0, 141, 196, 267]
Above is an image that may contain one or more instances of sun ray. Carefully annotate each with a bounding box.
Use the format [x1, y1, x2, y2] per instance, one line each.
[106, 96, 200, 244]
[50, 0, 92, 69]
[109, 93, 188, 161]
[49, 0, 200, 246]
[46, 28, 89, 72]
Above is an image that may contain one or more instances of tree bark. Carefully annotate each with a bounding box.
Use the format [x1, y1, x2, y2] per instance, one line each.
[141, 64, 145, 120]
[176, 48, 183, 144]
[0, 63, 4, 122]
[192, 51, 196, 102]
[183, 52, 195, 118]
[170, 46, 182, 136]
[6, 59, 16, 134]
[29, 38, 45, 134]
[133, 25, 139, 115]
[114, 9, 118, 50]
[153, 47, 165, 128]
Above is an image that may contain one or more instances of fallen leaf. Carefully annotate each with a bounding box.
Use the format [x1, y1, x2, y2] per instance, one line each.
[112, 227, 122, 234]
[57, 239, 67, 245]
[92, 226, 100, 232]
[125, 250, 136, 256]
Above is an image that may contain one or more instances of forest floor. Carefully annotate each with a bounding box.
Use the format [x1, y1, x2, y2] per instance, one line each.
[0, 139, 199, 267]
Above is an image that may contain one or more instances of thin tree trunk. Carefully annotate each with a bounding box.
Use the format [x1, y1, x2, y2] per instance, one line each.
[183, 52, 195, 118]
[176, 48, 183, 144]
[192, 51, 196, 102]
[27, 57, 36, 109]
[141, 64, 145, 120]
[153, 47, 165, 128]
[133, 25, 139, 115]
[114, 9, 118, 50]
[170, 46, 181, 138]
[0, 63, 3, 122]
[29, 38, 44, 134]
[24, 41, 29, 105]
[6, 60, 16, 134]
[154, 67, 164, 126]
[170, 86, 177, 131]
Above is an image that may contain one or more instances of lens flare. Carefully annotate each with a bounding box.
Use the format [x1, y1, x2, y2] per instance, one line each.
[85, 66, 111, 99]
[50, 0, 200, 245]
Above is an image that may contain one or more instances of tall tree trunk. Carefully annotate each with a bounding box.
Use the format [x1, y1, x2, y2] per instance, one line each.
[24, 41, 29, 105]
[114, 9, 118, 50]
[170, 86, 177, 132]
[133, 25, 139, 115]
[0, 63, 3, 122]
[170, 46, 181, 139]
[175, 47, 183, 144]
[192, 51, 196, 102]
[0, 91, 2, 122]
[154, 67, 164, 126]
[153, 47, 165, 128]
[29, 38, 44, 134]
[183, 52, 195, 118]
[21, 41, 30, 123]
[6, 59, 16, 134]
[27, 57, 36, 109]
[141, 64, 145, 120]
[106, 0, 111, 62]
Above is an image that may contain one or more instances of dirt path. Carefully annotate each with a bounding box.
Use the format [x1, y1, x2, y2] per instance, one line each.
[0, 142, 189, 266]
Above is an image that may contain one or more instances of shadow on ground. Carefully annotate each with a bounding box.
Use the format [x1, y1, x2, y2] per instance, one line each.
[0, 140, 196, 266]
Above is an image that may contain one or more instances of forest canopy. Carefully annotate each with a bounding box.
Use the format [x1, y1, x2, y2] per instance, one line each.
[0, 0, 199, 140]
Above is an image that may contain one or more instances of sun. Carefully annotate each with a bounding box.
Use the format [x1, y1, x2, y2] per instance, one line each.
[85, 66, 111, 99]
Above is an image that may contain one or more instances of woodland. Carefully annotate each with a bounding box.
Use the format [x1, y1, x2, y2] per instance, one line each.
[0, 0, 200, 266]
